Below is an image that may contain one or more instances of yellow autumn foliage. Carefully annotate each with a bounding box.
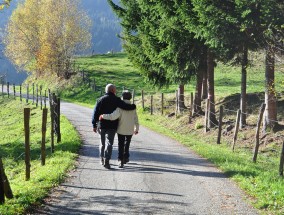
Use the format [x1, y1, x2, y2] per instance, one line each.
[4, 0, 91, 79]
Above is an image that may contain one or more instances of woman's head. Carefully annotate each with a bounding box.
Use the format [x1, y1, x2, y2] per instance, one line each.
[122, 91, 132, 100]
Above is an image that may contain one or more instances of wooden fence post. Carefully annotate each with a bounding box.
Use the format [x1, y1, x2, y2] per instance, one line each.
[150, 95, 153, 115]
[217, 105, 224, 144]
[0, 158, 13, 201]
[279, 141, 284, 176]
[36, 84, 38, 107]
[189, 92, 193, 123]
[204, 99, 209, 133]
[49, 93, 55, 153]
[7, 82, 9, 98]
[57, 97, 61, 143]
[161, 93, 164, 115]
[1, 83, 3, 98]
[13, 84, 15, 99]
[142, 90, 144, 110]
[48, 89, 51, 101]
[20, 85, 22, 102]
[41, 108, 48, 165]
[24, 108, 31, 181]
[32, 83, 34, 104]
[40, 86, 42, 110]
[26, 85, 29, 104]
[253, 103, 266, 162]
[175, 90, 179, 116]
[232, 109, 241, 151]
[44, 90, 47, 108]
[0, 159, 4, 204]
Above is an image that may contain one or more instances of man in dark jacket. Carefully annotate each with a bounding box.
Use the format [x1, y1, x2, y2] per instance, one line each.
[92, 84, 136, 169]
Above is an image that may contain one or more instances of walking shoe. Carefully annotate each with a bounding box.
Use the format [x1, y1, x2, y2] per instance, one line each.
[104, 159, 111, 169]
[118, 160, 124, 168]
[100, 157, 104, 165]
[123, 158, 129, 164]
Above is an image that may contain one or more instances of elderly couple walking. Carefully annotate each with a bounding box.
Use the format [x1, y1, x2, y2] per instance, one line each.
[92, 84, 139, 169]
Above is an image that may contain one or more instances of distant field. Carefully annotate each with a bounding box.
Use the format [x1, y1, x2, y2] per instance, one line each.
[72, 52, 284, 104]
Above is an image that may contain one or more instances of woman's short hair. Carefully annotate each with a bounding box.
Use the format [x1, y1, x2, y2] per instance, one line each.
[122, 90, 132, 100]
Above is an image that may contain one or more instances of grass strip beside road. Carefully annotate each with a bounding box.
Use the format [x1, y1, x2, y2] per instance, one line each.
[138, 109, 284, 215]
[0, 97, 81, 215]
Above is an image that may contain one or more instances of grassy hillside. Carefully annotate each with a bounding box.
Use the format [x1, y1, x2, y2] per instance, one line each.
[61, 52, 284, 106]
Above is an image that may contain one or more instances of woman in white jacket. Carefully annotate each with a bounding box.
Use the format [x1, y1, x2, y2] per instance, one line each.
[100, 91, 139, 168]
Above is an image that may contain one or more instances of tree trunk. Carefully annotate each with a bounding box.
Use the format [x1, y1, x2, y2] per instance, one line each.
[178, 84, 186, 112]
[194, 69, 203, 115]
[194, 51, 207, 115]
[202, 55, 208, 100]
[240, 45, 248, 128]
[207, 50, 218, 127]
[263, 45, 277, 132]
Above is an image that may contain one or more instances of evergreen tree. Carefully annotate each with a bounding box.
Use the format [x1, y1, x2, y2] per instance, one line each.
[108, 0, 207, 113]
[233, 0, 284, 131]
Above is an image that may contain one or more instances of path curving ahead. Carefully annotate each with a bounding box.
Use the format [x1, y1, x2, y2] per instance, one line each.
[38, 101, 259, 215]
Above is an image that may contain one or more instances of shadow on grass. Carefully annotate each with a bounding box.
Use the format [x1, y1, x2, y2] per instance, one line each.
[224, 170, 258, 178]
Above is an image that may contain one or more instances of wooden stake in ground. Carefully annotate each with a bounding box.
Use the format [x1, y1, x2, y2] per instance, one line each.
[41, 108, 48, 165]
[204, 99, 209, 133]
[50, 94, 55, 153]
[56, 97, 61, 143]
[189, 92, 193, 123]
[217, 105, 223, 144]
[20, 85, 22, 102]
[232, 109, 241, 151]
[7, 82, 9, 98]
[0, 158, 13, 201]
[279, 141, 284, 176]
[252, 103, 266, 162]
[24, 108, 31, 181]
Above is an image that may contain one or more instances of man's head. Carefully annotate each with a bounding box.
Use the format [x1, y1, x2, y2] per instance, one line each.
[122, 90, 132, 100]
[105, 84, 116, 94]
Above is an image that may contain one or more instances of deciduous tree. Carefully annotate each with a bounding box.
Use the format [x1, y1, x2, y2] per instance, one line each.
[4, 0, 91, 79]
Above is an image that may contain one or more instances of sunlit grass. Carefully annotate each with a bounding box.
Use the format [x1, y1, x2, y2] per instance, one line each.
[0, 97, 81, 214]
[138, 109, 284, 214]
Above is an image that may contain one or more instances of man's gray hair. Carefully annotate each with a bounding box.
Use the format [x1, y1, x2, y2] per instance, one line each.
[105, 84, 116, 93]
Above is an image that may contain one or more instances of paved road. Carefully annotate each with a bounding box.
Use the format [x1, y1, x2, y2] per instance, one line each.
[33, 101, 259, 215]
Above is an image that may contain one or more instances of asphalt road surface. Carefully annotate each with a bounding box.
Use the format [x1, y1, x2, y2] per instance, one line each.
[33, 101, 259, 215]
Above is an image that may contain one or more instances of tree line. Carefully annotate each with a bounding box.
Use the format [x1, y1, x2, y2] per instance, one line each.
[107, 0, 284, 132]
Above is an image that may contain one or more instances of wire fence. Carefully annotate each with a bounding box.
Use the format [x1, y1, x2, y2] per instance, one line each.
[0, 81, 62, 204]
[1, 75, 284, 203]
[134, 89, 284, 175]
